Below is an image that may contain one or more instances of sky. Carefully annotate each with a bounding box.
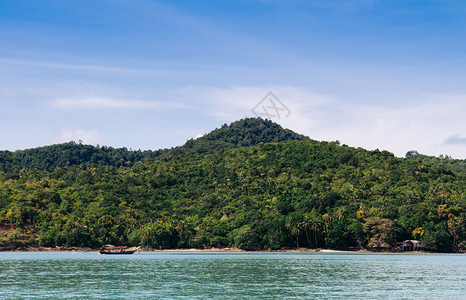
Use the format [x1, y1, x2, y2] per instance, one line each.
[0, 0, 465, 158]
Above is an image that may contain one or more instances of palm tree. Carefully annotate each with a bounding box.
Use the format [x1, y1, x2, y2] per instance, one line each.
[175, 219, 190, 241]
[322, 213, 332, 239]
[140, 223, 154, 248]
[302, 215, 312, 247]
[285, 215, 303, 248]
[305, 210, 323, 248]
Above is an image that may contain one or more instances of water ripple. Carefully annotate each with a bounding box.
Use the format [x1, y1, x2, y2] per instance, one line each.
[0, 252, 465, 299]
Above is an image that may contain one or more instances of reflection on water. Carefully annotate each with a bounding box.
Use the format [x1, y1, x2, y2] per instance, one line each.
[0, 252, 465, 299]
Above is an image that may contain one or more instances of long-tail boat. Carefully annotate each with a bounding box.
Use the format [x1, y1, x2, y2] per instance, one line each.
[99, 245, 139, 255]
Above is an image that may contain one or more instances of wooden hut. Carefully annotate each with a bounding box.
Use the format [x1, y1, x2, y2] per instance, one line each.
[401, 240, 424, 251]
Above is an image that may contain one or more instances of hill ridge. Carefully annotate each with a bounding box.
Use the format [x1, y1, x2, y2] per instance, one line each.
[0, 118, 308, 172]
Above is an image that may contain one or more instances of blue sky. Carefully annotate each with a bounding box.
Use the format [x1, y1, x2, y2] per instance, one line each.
[1, 0, 465, 158]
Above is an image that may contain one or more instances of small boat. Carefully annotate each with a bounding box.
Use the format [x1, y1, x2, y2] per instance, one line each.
[99, 245, 139, 255]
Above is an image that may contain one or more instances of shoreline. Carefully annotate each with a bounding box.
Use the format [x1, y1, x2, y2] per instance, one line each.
[0, 245, 444, 254]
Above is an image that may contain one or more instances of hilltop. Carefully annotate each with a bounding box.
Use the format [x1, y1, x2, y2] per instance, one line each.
[163, 118, 309, 158]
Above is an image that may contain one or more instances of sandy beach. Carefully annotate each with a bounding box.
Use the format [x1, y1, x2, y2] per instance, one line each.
[2, 245, 361, 253]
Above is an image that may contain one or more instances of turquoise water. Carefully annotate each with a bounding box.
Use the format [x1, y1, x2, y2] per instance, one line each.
[0, 252, 465, 299]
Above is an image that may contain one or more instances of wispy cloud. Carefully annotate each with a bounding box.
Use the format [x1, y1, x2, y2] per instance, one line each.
[444, 134, 466, 145]
[0, 57, 143, 73]
[179, 85, 466, 158]
[179, 85, 334, 134]
[58, 128, 100, 145]
[51, 97, 161, 110]
[311, 96, 466, 158]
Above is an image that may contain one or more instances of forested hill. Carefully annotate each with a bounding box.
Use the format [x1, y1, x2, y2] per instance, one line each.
[0, 138, 465, 252]
[0, 118, 309, 172]
[163, 118, 309, 158]
[0, 118, 465, 252]
[0, 142, 165, 173]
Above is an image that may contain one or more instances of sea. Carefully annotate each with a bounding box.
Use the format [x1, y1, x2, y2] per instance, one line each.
[0, 251, 465, 299]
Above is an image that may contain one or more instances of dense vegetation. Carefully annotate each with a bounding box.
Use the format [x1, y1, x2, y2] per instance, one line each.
[165, 118, 309, 158]
[0, 118, 307, 173]
[0, 119, 465, 252]
[0, 142, 163, 173]
[405, 150, 466, 175]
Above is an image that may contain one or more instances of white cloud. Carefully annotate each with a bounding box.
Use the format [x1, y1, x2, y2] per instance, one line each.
[58, 128, 100, 145]
[179, 85, 466, 158]
[179, 85, 334, 134]
[311, 96, 466, 158]
[51, 97, 161, 110]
